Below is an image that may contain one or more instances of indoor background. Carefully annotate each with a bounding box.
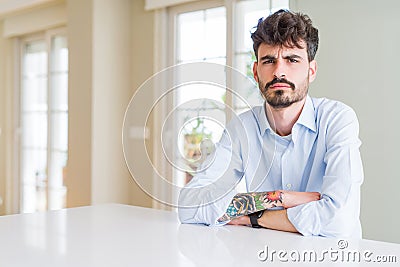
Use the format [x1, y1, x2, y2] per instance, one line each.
[0, 0, 398, 244]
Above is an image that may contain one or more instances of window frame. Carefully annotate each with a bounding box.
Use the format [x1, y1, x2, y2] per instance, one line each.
[17, 27, 68, 213]
[152, 0, 289, 210]
[152, 0, 228, 210]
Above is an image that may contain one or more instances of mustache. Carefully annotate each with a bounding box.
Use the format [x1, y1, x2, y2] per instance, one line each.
[264, 78, 295, 90]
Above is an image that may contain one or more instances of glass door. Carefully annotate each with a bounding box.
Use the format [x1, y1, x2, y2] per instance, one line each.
[174, 5, 227, 187]
[167, 0, 289, 205]
[20, 30, 68, 213]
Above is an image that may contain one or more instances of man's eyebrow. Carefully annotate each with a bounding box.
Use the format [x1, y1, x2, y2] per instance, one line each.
[259, 55, 276, 61]
[282, 54, 303, 60]
[259, 54, 304, 61]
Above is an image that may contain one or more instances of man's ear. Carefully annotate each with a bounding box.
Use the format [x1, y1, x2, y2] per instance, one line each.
[308, 60, 317, 83]
[253, 61, 259, 83]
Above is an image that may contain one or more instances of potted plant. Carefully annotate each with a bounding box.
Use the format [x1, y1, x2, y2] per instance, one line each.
[183, 117, 214, 183]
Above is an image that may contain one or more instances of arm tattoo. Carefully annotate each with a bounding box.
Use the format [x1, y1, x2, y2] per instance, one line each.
[217, 191, 283, 222]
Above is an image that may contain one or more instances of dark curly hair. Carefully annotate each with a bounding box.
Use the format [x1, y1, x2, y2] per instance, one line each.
[251, 9, 319, 62]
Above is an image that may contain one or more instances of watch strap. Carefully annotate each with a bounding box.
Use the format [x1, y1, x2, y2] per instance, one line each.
[249, 210, 264, 228]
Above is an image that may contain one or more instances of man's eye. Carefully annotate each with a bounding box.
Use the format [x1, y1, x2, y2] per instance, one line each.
[289, 58, 299, 63]
[262, 60, 275, 64]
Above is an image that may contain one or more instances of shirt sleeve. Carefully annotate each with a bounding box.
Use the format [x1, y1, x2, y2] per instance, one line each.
[178, 119, 245, 226]
[287, 107, 364, 237]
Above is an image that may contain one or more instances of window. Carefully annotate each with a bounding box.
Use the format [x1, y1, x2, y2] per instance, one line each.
[19, 29, 68, 213]
[174, 5, 227, 186]
[166, 0, 289, 201]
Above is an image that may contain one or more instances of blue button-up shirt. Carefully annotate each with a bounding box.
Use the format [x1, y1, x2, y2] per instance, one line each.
[178, 95, 364, 238]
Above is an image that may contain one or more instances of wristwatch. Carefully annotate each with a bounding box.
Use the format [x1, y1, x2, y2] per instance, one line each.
[249, 210, 264, 228]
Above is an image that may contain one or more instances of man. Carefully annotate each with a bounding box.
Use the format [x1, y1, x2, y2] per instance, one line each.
[178, 9, 363, 237]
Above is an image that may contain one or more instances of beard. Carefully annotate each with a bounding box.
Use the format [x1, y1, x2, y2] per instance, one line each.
[258, 75, 309, 109]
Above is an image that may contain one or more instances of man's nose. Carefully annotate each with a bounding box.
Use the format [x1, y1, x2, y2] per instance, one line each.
[273, 60, 287, 78]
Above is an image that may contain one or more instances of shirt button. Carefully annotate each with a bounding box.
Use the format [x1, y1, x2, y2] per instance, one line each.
[286, 183, 292, 189]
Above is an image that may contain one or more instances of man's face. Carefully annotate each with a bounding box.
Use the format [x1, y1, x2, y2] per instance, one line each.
[253, 42, 317, 109]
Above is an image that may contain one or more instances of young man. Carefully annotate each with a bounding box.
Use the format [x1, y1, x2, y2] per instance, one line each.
[178, 9, 363, 237]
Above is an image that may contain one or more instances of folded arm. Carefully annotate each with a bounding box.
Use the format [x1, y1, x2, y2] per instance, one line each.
[218, 190, 320, 224]
[286, 108, 364, 237]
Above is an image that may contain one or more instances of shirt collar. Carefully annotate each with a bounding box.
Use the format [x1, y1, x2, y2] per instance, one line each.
[258, 103, 272, 135]
[257, 95, 316, 136]
[295, 95, 317, 133]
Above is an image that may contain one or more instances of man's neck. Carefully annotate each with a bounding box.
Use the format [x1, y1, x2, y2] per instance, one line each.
[265, 98, 306, 136]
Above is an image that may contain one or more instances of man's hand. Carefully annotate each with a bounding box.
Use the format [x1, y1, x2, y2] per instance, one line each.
[227, 215, 250, 226]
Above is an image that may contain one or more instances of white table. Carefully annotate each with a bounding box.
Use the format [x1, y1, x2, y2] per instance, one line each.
[0, 204, 399, 266]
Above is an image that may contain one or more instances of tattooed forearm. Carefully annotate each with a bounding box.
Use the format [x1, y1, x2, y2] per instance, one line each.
[217, 191, 283, 222]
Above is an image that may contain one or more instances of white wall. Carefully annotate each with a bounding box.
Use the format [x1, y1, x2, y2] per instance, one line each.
[0, 21, 5, 215]
[67, 0, 153, 208]
[130, 0, 154, 208]
[91, 0, 132, 204]
[66, 0, 93, 207]
[291, 0, 400, 243]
